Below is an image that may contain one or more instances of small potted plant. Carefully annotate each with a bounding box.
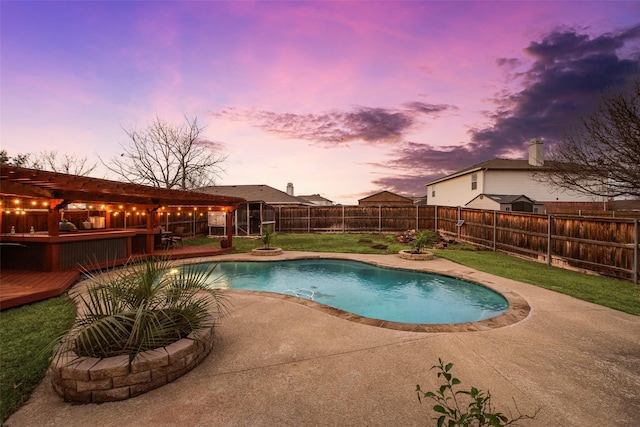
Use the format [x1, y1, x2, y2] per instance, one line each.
[398, 230, 435, 260]
[251, 225, 282, 256]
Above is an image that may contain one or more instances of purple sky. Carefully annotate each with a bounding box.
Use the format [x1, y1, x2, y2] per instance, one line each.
[1, 1, 639, 204]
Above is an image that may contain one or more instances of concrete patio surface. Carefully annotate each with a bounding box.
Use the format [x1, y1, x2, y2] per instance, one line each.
[5, 252, 639, 426]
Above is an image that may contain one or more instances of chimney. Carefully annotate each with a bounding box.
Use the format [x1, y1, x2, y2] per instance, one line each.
[286, 182, 294, 196]
[528, 138, 544, 166]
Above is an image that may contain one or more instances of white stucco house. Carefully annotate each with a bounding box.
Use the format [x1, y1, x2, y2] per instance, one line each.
[426, 139, 599, 210]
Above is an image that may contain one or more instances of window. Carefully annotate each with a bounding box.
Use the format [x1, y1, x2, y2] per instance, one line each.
[431, 185, 436, 198]
[471, 173, 478, 190]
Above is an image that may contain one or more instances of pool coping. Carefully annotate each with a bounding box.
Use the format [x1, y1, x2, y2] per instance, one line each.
[170, 252, 531, 333]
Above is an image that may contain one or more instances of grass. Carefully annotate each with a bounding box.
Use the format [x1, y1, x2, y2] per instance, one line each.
[185, 232, 409, 254]
[432, 249, 639, 316]
[0, 296, 76, 423]
[2, 232, 637, 422]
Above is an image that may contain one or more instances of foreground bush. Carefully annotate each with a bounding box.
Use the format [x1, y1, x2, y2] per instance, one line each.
[53, 257, 229, 360]
[416, 359, 538, 426]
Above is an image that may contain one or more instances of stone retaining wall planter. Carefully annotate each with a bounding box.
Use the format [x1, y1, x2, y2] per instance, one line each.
[49, 319, 215, 403]
[251, 247, 283, 256]
[397, 249, 435, 261]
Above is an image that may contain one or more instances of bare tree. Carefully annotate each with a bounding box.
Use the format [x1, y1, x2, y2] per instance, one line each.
[40, 150, 97, 175]
[102, 115, 226, 190]
[542, 76, 640, 199]
[0, 149, 96, 175]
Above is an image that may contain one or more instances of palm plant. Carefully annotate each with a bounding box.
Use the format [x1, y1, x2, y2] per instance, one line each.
[55, 257, 229, 360]
[412, 231, 435, 254]
[261, 225, 273, 249]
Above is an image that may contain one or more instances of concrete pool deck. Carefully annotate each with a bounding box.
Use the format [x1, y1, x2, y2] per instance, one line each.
[6, 252, 639, 426]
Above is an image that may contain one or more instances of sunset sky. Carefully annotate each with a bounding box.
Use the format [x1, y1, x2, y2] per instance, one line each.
[1, 1, 638, 204]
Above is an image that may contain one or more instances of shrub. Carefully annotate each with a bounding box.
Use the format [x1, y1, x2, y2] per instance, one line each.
[413, 230, 438, 253]
[416, 358, 538, 426]
[52, 257, 229, 360]
[261, 225, 274, 249]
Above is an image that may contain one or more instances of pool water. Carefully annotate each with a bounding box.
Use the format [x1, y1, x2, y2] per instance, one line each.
[187, 259, 508, 324]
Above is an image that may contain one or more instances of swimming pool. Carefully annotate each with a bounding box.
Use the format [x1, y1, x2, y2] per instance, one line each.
[182, 259, 508, 324]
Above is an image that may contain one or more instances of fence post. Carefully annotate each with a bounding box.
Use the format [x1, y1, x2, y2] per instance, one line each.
[634, 219, 638, 284]
[416, 205, 419, 230]
[307, 206, 310, 233]
[457, 206, 461, 239]
[493, 210, 497, 251]
[342, 205, 345, 233]
[378, 205, 382, 233]
[434, 205, 438, 232]
[547, 215, 552, 266]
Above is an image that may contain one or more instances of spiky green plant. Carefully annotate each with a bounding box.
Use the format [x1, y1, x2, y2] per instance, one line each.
[261, 224, 274, 249]
[413, 230, 438, 253]
[54, 257, 229, 360]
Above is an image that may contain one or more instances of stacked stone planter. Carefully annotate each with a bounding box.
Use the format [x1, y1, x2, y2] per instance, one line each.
[49, 319, 214, 403]
[397, 249, 435, 260]
[251, 247, 283, 256]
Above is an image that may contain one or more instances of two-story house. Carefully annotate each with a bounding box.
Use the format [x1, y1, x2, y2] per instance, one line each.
[425, 139, 599, 212]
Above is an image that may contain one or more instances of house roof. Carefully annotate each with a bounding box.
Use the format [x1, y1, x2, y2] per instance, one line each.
[426, 158, 556, 186]
[466, 194, 541, 206]
[0, 165, 245, 209]
[359, 190, 414, 203]
[298, 194, 333, 204]
[198, 185, 312, 206]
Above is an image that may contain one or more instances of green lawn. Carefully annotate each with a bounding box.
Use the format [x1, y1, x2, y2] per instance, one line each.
[432, 249, 639, 316]
[0, 296, 76, 423]
[2, 232, 637, 424]
[185, 232, 409, 254]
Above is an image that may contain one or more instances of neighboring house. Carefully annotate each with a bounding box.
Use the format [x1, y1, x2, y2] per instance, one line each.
[426, 139, 599, 208]
[466, 194, 544, 213]
[199, 184, 312, 235]
[359, 190, 415, 206]
[298, 194, 334, 206]
[199, 184, 311, 207]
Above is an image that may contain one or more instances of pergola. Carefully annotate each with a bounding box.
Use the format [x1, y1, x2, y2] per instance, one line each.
[0, 165, 245, 271]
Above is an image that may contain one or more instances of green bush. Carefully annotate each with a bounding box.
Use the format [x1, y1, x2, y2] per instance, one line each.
[416, 359, 538, 426]
[261, 225, 274, 249]
[413, 230, 438, 253]
[53, 257, 229, 360]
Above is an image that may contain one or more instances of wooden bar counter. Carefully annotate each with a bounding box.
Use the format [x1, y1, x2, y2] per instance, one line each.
[0, 229, 160, 272]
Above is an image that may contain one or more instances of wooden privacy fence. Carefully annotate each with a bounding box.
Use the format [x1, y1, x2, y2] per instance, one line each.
[59, 204, 634, 283]
[275, 205, 435, 233]
[271, 205, 638, 283]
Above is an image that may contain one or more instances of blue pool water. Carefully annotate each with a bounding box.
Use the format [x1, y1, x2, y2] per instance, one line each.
[186, 259, 508, 324]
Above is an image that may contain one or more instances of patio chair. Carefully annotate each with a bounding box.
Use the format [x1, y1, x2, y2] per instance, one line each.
[171, 226, 185, 246]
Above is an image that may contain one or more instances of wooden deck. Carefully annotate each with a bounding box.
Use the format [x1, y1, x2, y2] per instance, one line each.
[0, 270, 80, 310]
[0, 245, 233, 310]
